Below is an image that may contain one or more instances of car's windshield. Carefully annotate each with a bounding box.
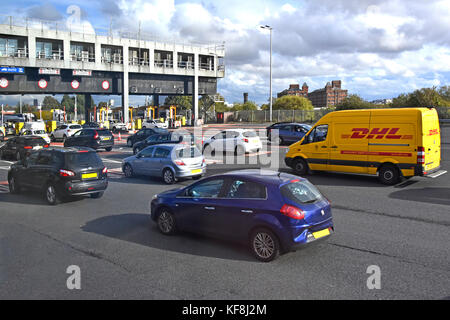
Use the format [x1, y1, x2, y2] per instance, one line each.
[33, 130, 46, 135]
[281, 180, 323, 204]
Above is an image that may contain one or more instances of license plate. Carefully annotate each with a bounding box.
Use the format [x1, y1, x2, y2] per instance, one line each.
[102, 137, 111, 140]
[251, 139, 259, 144]
[191, 169, 202, 174]
[33, 146, 43, 150]
[312, 228, 330, 239]
[82, 173, 98, 179]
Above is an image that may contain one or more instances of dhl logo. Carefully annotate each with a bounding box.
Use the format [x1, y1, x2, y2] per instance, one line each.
[341, 128, 412, 140]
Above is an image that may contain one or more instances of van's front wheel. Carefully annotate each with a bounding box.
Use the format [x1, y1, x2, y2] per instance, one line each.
[293, 158, 308, 176]
[379, 165, 400, 185]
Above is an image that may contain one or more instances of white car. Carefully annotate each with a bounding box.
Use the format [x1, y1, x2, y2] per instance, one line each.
[51, 124, 82, 141]
[110, 120, 128, 132]
[21, 129, 51, 144]
[203, 129, 262, 155]
[142, 119, 169, 129]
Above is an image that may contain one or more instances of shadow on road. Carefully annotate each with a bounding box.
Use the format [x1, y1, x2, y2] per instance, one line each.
[81, 213, 256, 262]
[0, 191, 86, 206]
[389, 187, 450, 206]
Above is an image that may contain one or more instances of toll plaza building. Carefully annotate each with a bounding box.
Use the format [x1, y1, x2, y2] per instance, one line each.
[0, 17, 225, 125]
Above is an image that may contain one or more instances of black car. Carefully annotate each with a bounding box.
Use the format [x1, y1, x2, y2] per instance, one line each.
[266, 122, 312, 144]
[82, 122, 100, 129]
[64, 128, 114, 151]
[133, 131, 198, 154]
[0, 136, 49, 161]
[127, 128, 168, 147]
[8, 147, 108, 205]
[0, 129, 4, 142]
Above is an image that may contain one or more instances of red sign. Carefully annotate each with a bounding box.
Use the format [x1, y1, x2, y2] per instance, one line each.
[102, 80, 110, 90]
[38, 79, 48, 89]
[342, 128, 410, 140]
[71, 80, 80, 89]
[0, 78, 8, 88]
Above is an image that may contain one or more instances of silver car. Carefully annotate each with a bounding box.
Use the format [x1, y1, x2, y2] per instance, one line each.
[122, 144, 206, 184]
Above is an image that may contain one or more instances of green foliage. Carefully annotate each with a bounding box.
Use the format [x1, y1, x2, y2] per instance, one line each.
[335, 94, 377, 110]
[42, 96, 60, 110]
[391, 87, 450, 108]
[231, 101, 258, 111]
[164, 96, 192, 111]
[273, 95, 314, 111]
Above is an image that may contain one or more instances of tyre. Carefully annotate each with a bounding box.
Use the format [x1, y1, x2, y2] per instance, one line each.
[293, 158, 308, 175]
[277, 137, 283, 145]
[90, 192, 104, 199]
[15, 151, 21, 161]
[8, 175, 20, 194]
[192, 175, 202, 180]
[235, 145, 245, 156]
[378, 164, 400, 185]
[45, 184, 59, 205]
[157, 208, 177, 235]
[162, 168, 175, 184]
[123, 164, 134, 178]
[127, 139, 133, 147]
[203, 144, 213, 156]
[250, 228, 280, 262]
[63, 135, 67, 143]
[50, 134, 55, 142]
[105, 147, 113, 152]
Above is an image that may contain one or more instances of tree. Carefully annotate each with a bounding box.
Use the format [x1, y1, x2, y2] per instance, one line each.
[199, 95, 215, 117]
[230, 101, 258, 111]
[42, 96, 61, 110]
[164, 96, 192, 111]
[60, 94, 75, 113]
[335, 94, 374, 110]
[273, 95, 314, 110]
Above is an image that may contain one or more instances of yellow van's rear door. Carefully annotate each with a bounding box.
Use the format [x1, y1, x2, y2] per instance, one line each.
[422, 109, 441, 173]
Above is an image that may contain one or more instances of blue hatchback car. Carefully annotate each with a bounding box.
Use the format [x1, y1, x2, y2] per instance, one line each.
[150, 169, 333, 261]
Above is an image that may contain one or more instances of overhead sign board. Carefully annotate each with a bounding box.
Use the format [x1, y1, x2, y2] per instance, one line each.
[39, 68, 60, 75]
[0, 67, 24, 74]
[72, 70, 92, 76]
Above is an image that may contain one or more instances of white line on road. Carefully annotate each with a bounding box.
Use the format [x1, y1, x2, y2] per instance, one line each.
[101, 159, 123, 164]
[0, 166, 11, 170]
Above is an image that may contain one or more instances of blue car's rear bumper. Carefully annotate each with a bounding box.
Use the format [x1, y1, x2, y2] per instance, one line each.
[281, 217, 334, 251]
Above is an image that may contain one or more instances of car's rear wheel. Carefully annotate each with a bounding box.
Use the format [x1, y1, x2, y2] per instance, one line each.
[378, 164, 400, 185]
[163, 169, 175, 184]
[192, 175, 202, 180]
[293, 158, 308, 175]
[90, 192, 104, 199]
[45, 184, 59, 205]
[127, 139, 133, 147]
[235, 145, 245, 156]
[157, 208, 176, 235]
[123, 164, 134, 178]
[8, 175, 20, 194]
[250, 228, 280, 262]
[105, 147, 112, 152]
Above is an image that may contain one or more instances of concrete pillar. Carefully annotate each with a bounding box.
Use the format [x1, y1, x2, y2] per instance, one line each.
[63, 38, 71, 68]
[28, 35, 36, 66]
[194, 53, 199, 126]
[122, 45, 129, 124]
[85, 94, 91, 121]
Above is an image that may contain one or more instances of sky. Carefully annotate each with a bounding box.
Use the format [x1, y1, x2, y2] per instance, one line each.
[1, 0, 450, 107]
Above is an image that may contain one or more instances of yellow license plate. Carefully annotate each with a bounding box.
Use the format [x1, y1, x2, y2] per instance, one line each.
[312, 228, 330, 239]
[191, 169, 202, 174]
[102, 137, 111, 140]
[82, 173, 98, 179]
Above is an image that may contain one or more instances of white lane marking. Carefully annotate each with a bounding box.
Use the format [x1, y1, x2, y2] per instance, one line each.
[0, 160, 14, 164]
[101, 158, 123, 164]
[0, 166, 11, 170]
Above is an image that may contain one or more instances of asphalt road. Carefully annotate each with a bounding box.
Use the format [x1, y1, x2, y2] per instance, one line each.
[0, 127, 449, 299]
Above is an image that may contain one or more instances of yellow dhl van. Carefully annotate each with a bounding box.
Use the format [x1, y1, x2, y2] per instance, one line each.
[285, 108, 446, 185]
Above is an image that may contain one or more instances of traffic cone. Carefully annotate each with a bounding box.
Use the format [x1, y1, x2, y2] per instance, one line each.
[118, 132, 121, 141]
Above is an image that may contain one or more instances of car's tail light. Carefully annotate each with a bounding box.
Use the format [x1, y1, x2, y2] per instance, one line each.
[243, 138, 249, 143]
[175, 160, 185, 166]
[94, 131, 99, 139]
[417, 146, 425, 165]
[202, 158, 206, 164]
[23, 146, 32, 149]
[280, 204, 305, 220]
[59, 169, 75, 177]
[290, 179, 300, 183]
[102, 167, 108, 174]
[44, 144, 49, 148]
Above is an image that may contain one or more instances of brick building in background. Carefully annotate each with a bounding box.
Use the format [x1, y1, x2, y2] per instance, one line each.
[277, 83, 309, 98]
[277, 80, 348, 108]
[307, 80, 348, 108]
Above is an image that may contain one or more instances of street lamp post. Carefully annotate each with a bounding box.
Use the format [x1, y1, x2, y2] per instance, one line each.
[261, 25, 273, 122]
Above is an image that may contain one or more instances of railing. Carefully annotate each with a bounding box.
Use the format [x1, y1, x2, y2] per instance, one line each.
[0, 47, 29, 58]
[199, 62, 214, 71]
[101, 54, 123, 64]
[177, 61, 194, 69]
[129, 57, 149, 66]
[36, 50, 63, 60]
[154, 59, 173, 68]
[70, 52, 95, 62]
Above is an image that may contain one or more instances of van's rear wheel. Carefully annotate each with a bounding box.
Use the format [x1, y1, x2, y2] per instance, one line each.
[379, 165, 400, 185]
[293, 158, 308, 175]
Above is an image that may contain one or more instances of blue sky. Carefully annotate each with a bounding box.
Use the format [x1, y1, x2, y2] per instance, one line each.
[1, 0, 450, 107]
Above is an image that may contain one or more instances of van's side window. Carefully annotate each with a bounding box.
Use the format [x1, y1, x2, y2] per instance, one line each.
[305, 125, 328, 144]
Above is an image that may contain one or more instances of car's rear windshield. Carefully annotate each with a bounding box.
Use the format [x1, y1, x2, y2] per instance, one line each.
[97, 130, 112, 136]
[65, 151, 103, 167]
[69, 125, 82, 129]
[176, 147, 201, 158]
[23, 137, 46, 145]
[243, 131, 257, 138]
[281, 180, 323, 204]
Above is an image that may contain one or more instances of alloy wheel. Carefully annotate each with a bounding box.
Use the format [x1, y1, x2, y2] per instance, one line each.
[158, 210, 175, 234]
[163, 169, 175, 184]
[46, 185, 57, 205]
[253, 232, 276, 260]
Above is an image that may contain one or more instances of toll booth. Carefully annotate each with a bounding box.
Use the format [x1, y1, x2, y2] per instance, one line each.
[217, 112, 225, 123]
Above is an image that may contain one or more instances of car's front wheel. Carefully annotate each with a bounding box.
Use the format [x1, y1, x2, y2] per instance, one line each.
[293, 158, 308, 175]
[127, 139, 133, 147]
[123, 164, 134, 178]
[8, 175, 20, 194]
[157, 208, 177, 235]
[250, 228, 280, 262]
[105, 147, 113, 152]
[90, 192, 104, 199]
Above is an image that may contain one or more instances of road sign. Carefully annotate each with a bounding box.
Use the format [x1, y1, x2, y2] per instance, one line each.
[102, 80, 110, 90]
[0, 78, 9, 88]
[0, 67, 24, 74]
[73, 70, 92, 76]
[71, 80, 80, 89]
[38, 79, 48, 89]
[39, 68, 60, 75]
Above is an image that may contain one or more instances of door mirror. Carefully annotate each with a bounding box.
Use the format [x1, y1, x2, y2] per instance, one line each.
[136, 153, 142, 158]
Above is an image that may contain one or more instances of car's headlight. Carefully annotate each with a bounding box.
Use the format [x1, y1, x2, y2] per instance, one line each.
[152, 194, 158, 200]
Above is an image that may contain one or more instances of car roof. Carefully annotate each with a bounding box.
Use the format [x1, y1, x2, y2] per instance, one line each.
[218, 169, 305, 186]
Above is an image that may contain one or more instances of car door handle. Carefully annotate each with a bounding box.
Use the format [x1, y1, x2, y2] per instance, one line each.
[204, 207, 215, 210]
[241, 210, 253, 213]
